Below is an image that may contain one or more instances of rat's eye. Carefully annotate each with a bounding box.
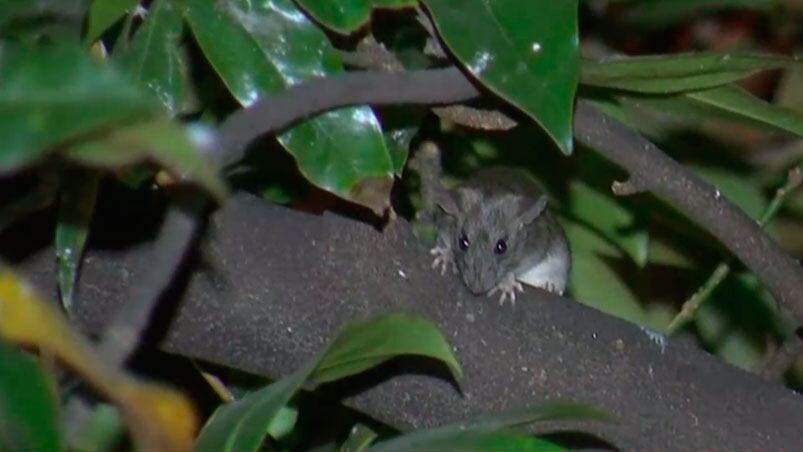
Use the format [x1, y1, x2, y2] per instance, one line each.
[458, 233, 470, 251]
[494, 239, 507, 255]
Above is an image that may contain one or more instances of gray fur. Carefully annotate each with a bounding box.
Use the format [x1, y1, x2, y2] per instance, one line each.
[434, 167, 571, 296]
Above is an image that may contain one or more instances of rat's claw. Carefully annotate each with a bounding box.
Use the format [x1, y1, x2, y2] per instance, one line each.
[490, 273, 524, 306]
[429, 246, 454, 275]
[537, 282, 563, 295]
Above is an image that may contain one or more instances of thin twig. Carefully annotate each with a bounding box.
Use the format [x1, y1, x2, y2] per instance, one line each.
[667, 166, 803, 334]
[574, 103, 803, 326]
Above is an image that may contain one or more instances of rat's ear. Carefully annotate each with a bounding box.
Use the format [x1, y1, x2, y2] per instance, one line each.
[518, 194, 548, 225]
[436, 187, 481, 216]
[456, 187, 482, 210]
[434, 189, 460, 216]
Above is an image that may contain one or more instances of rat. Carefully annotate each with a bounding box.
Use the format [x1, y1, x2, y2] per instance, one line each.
[412, 142, 571, 304]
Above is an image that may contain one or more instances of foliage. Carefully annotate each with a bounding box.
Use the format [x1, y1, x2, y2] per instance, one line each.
[0, 0, 802, 450]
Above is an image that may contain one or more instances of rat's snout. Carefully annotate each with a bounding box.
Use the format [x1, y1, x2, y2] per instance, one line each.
[464, 279, 487, 295]
[460, 266, 496, 295]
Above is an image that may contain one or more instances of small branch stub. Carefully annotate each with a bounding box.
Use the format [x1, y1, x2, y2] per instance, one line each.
[611, 178, 644, 196]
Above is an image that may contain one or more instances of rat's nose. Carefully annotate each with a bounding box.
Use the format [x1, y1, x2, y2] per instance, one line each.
[462, 272, 491, 295]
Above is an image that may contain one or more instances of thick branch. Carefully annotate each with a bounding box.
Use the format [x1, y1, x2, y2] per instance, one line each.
[572, 102, 803, 323]
[216, 66, 803, 327]
[12, 194, 803, 451]
[40, 65, 802, 450]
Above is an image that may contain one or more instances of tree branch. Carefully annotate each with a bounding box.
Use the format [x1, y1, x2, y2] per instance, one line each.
[13, 194, 803, 451]
[215, 66, 803, 328]
[572, 103, 803, 324]
[67, 65, 803, 448]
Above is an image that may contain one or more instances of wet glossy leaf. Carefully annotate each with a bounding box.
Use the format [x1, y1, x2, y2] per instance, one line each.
[295, 0, 416, 34]
[0, 340, 61, 452]
[56, 169, 100, 314]
[0, 44, 157, 173]
[622, 0, 772, 27]
[582, 53, 796, 94]
[185, 0, 393, 213]
[566, 181, 648, 266]
[0, 267, 198, 451]
[117, 0, 189, 115]
[372, 402, 607, 452]
[312, 313, 462, 384]
[686, 85, 803, 138]
[197, 313, 461, 452]
[424, 0, 579, 154]
[67, 118, 227, 201]
[86, 0, 138, 43]
[386, 128, 414, 175]
[381, 107, 427, 175]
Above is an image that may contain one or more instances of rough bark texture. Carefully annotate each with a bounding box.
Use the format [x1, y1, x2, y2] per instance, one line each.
[11, 194, 803, 451]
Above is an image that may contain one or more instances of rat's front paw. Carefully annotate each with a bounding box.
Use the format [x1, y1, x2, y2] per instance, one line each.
[430, 246, 456, 275]
[488, 272, 524, 305]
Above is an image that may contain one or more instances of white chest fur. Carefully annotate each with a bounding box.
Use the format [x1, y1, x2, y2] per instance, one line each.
[516, 251, 569, 295]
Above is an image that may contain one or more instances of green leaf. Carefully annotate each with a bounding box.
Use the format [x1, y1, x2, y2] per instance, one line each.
[341, 424, 379, 452]
[312, 313, 462, 384]
[564, 219, 649, 327]
[695, 272, 779, 370]
[0, 340, 61, 452]
[692, 165, 767, 220]
[371, 402, 607, 452]
[581, 52, 796, 94]
[622, 0, 773, 27]
[647, 237, 696, 269]
[0, 43, 157, 173]
[68, 403, 124, 452]
[294, 0, 416, 35]
[686, 85, 803, 138]
[423, 0, 579, 154]
[85, 0, 139, 43]
[185, 0, 393, 213]
[116, 0, 189, 115]
[196, 313, 461, 452]
[386, 128, 414, 175]
[195, 368, 310, 452]
[565, 181, 648, 266]
[1, 0, 87, 32]
[266, 405, 297, 439]
[66, 118, 228, 201]
[56, 169, 100, 314]
[381, 107, 427, 176]
[572, 251, 649, 326]
[376, 430, 565, 452]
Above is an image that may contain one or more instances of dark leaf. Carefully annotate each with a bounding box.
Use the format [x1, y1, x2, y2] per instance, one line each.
[423, 0, 580, 154]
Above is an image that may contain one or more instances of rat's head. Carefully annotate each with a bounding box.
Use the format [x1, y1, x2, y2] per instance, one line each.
[436, 187, 548, 294]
